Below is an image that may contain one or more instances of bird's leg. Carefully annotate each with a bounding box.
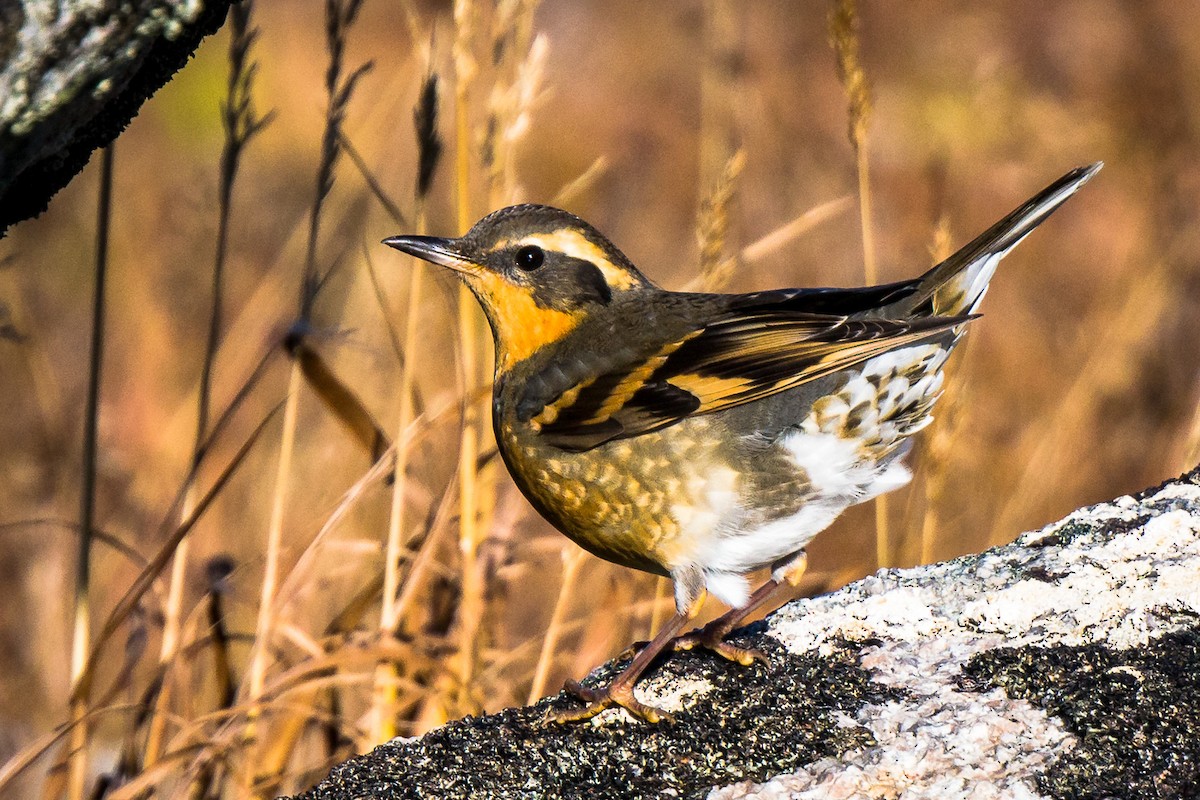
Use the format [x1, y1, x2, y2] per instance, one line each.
[552, 583, 704, 724]
[672, 552, 809, 665]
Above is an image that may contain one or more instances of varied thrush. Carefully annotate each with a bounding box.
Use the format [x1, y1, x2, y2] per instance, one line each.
[384, 162, 1100, 723]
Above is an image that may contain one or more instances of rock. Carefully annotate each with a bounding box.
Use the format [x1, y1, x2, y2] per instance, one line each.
[0, 0, 233, 233]
[295, 467, 1200, 799]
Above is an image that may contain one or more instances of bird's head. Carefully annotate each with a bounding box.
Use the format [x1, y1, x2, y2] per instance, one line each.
[384, 204, 652, 369]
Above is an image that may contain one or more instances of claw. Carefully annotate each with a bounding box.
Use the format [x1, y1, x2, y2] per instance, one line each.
[549, 679, 675, 724]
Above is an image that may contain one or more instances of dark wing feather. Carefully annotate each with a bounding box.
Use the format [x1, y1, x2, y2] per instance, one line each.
[531, 301, 972, 452]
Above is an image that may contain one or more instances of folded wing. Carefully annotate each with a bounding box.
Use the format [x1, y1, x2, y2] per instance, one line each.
[528, 303, 971, 451]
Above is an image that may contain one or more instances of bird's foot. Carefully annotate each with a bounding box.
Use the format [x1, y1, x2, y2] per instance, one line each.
[549, 679, 674, 724]
[670, 622, 769, 667]
[618, 624, 769, 666]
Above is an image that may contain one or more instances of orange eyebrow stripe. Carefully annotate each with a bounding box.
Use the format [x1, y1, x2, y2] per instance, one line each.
[494, 230, 640, 291]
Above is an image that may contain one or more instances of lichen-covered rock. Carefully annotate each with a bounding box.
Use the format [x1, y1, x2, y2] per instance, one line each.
[0, 0, 232, 232]
[296, 468, 1200, 800]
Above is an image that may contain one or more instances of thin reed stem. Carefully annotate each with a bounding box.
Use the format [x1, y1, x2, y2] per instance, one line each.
[917, 215, 956, 565]
[698, 0, 740, 220]
[68, 400, 283, 714]
[374, 204, 428, 743]
[453, 0, 484, 716]
[243, 363, 301, 767]
[830, 0, 886, 568]
[527, 548, 586, 704]
[241, 0, 369, 776]
[855, 148, 877, 285]
[382, 99, 438, 522]
[303, 0, 371, 322]
[150, 2, 270, 767]
[69, 142, 114, 800]
[142, 481, 196, 768]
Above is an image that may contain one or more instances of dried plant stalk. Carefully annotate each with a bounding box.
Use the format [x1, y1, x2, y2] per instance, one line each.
[294, 337, 390, 461]
[829, 0, 876, 273]
[373, 69, 444, 741]
[696, 149, 746, 292]
[741, 196, 854, 264]
[450, 0, 486, 718]
[527, 548, 586, 704]
[830, 0, 889, 568]
[550, 156, 610, 207]
[150, 4, 271, 765]
[243, 1, 370, 781]
[698, 0, 741, 207]
[484, 0, 545, 203]
[918, 214, 958, 565]
[243, 364, 300, 767]
[68, 141, 114, 800]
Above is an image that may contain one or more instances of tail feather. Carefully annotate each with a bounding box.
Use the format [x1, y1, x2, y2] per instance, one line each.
[906, 162, 1102, 317]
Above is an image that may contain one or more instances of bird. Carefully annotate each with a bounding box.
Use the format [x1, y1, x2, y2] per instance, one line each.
[383, 162, 1101, 723]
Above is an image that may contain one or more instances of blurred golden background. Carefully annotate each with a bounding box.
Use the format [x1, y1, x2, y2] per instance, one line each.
[1, 0, 1198, 796]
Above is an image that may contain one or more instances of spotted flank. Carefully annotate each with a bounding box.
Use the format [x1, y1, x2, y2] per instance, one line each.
[800, 344, 948, 460]
[684, 344, 950, 606]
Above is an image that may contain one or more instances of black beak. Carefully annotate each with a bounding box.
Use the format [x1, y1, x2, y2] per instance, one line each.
[382, 235, 478, 274]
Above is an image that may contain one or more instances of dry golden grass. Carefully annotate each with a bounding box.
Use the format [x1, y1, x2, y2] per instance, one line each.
[1, 2, 1198, 797]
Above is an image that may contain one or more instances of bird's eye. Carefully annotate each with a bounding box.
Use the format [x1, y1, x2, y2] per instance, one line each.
[514, 245, 545, 271]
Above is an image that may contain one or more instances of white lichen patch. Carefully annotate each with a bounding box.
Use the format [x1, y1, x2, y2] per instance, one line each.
[638, 672, 715, 714]
[1, 1, 209, 132]
[590, 672, 717, 727]
[709, 480, 1200, 799]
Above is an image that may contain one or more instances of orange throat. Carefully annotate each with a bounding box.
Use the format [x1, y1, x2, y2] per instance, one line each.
[471, 272, 584, 371]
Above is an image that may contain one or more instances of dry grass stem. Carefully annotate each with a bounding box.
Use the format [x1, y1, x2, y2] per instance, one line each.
[374, 65, 443, 738]
[375, 214, 430, 742]
[550, 156, 610, 207]
[741, 196, 854, 264]
[526, 547, 586, 704]
[275, 442, 396, 615]
[460, 11, 552, 706]
[339, 131, 408, 228]
[303, 0, 372, 321]
[152, 5, 270, 764]
[695, 149, 745, 292]
[698, 0, 741, 202]
[243, 363, 301, 767]
[67, 142, 114, 800]
[917, 214, 959, 565]
[76, 402, 283, 706]
[294, 336, 390, 461]
[451, 0, 484, 716]
[830, 0, 888, 568]
[484, 4, 546, 200]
